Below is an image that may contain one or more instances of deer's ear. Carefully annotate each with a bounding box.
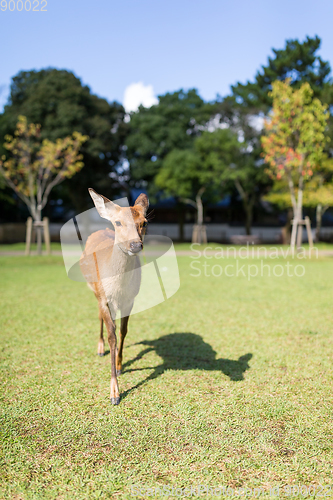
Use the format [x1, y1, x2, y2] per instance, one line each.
[134, 193, 149, 215]
[88, 188, 120, 220]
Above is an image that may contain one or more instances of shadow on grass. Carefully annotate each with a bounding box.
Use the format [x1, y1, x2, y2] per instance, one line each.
[120, 332, 252, 399]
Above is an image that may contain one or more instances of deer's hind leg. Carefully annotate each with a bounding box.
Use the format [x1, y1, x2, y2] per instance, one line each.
[97, 305, 105, 357]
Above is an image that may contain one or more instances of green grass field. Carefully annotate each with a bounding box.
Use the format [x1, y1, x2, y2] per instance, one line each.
[0, 242, 63, 252]
[1, 241, 333, 253]
[1, 248, 333, 499]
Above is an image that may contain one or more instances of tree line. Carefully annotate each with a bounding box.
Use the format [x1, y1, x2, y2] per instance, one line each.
[0, 35, 332, 241]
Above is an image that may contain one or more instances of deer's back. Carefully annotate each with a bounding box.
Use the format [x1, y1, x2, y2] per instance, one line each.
[80, 227, 141, 312]
[80, 228, 114, 289]
[84, 228, 115, 256]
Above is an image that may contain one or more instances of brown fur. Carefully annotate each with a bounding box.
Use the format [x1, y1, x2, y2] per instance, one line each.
[80, 190, 148, 404]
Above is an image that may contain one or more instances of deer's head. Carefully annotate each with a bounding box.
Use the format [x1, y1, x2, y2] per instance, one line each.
[89, 189, 149, 256]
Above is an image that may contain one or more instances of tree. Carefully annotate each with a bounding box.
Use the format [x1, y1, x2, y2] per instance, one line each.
[125, 89, 216, 240]
[214, 36, 332, 235]
[0, 69, 127, 213]
[126, 89, 216, 186]
[155, 129, 241, 240]
[231, 35, 331, 110]
[195, 128, 268, 235]
[155, 150, 205, 238]
[262, 80, 330, 249]
[0, 116, 87, 254]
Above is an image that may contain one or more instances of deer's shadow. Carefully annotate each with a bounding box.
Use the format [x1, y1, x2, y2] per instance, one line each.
[121, 332, 252, 399]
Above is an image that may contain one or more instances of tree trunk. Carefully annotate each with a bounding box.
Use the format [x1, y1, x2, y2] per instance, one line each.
[195, 188, 206, 243]
[36, 206, 42, 255]
[242, 196, 254, 236]
[297, 183, 303, 222]
[290, 175, 304, 251]
[180, 190, 205, 243]
[196, 188, 205, 226]
[177, 205, 184, 242]
[244, 205, 253, 235]
[315, 204, 322, 243]
[282, 208, 293, 244]
[296, 178, 304, 249]
[234, 179, 254, 236]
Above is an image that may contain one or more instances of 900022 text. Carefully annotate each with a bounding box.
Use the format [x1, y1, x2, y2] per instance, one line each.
[1, 0, 47, 11]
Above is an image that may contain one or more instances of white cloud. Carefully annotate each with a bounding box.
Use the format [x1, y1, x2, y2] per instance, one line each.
[123, 82, 158, 113]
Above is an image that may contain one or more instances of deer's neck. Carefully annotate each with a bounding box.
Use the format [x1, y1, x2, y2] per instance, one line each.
[110, 243, 137, 276]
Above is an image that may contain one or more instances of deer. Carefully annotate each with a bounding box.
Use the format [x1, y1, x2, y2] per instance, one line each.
[80, 188, 149, 405]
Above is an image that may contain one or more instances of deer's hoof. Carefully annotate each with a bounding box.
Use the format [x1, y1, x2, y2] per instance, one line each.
[110, 397, 120, 405]
[97, 353, 104, 357]
[116, 369, 122, 376]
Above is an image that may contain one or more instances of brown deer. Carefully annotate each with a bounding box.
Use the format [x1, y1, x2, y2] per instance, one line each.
[80, 188, 149, 405]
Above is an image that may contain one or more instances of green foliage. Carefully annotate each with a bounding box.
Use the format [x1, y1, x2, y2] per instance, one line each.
[125, 89, 216, 187]
[303, 158, 333, 209]
[0, 69, 127, 211]
[215, 36, 333, 232]
[231, 35, 331, 110]
[262, 79, 330, 220]
[262, 80, 329, 177]
[264, 179, 292, 210]
[196, 129, 271, 234]
[1, 37, 333, 226]
[155, 149, 201, 199]
[195, 128, 241, 182]
[155, 129, 240, 198]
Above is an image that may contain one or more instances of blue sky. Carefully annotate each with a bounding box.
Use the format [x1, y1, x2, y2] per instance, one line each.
[1, 0, 333, 111]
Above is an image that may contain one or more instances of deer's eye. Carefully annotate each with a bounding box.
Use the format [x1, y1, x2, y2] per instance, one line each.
[115, 221, 122, 227]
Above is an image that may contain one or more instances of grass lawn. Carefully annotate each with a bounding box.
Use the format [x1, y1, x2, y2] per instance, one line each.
[0, 242, 62, 253]
[1, 249, 333, 499]
[1, 241, 333, 253]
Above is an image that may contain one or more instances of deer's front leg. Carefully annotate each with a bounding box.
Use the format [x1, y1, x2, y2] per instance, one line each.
[116, 314, 131, 375]
[101, 304, 120, 405]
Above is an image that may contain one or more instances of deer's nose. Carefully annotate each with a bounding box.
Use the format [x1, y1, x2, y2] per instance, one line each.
[130, 241, 143, 253]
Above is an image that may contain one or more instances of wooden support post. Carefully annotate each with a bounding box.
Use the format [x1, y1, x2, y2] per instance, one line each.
[296, 219, 303, 250]
[305, 216, 313, 250]
[290, 218, 298, 254]
[25, 217, 33, 256]
[43, 217, 51, 255]
[291, 217, 314, 253]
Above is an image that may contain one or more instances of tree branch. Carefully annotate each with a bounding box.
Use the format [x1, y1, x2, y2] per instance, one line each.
[286, 170, 297, 216]
[234, 178, 247, 201]
[179, 197, 197, 209]
[0, 164, 36, 218]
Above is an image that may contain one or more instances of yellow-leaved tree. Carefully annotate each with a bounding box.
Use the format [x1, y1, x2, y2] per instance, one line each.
[0, 116, 88, 254]
[262, 79, 330, 248]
